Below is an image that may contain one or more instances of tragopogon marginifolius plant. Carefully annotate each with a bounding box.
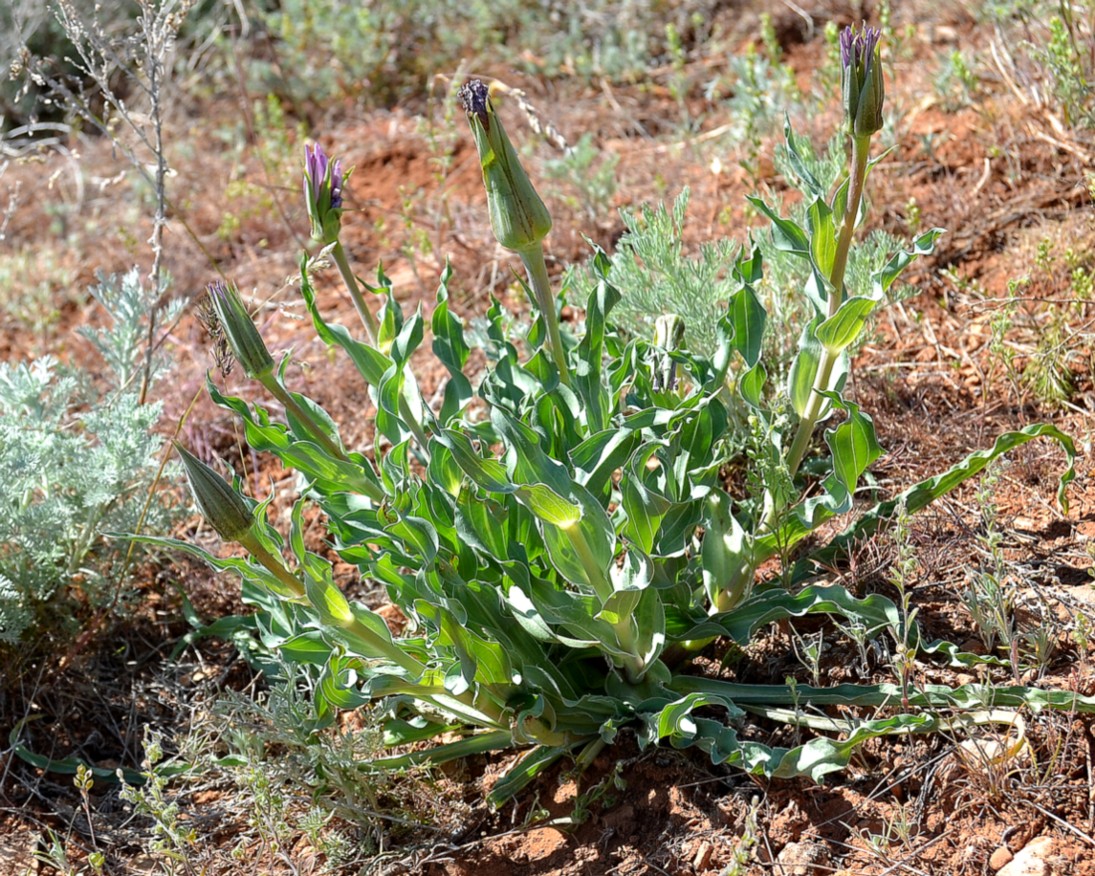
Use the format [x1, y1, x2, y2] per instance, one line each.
[165, 28, 1089, 805]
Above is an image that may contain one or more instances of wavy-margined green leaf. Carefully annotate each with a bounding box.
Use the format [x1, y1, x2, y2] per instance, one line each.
[487, 745, 572, 808]
[701, 492, 753, 608]
[756, 396, 880, 561]
[371, 730, 515, 775]
[621, 443, 674, 555]
[413, 600, 512, 691]
[387, 515, 440, 566]
[373, 268, 404, 351]
[455, 491, 517, 563]
[597, 550, 655, 630]
[649, 680, 1092, 781]
[130, 533, 304, 602]
[376, 310, 429, 445]
[275, 632, 332, 666]
[824, 394, 882, 494]
[723, 277, 767, 368]
[807, 197, 837, 277]
[571, 426, 642, 498]
[627, 585, 668, 674]
[874, 227, 944, 295]
[675, 584, 904, 645]
[431, 266, 473, 424]
[515, 482, 582, 527]
[485, 410, 617, 594]
[747, 195, 809, 256]
[207, 379, 382, 498]
[509, 582, 633, 661]
[315, 655, 373, 716]
[437, 429, 511, 493]
[780, 118, 827, 201]
[815, 295, 879, 354]
[739, 362, 767, 408]
[672, 397, 726, 486]
[802, 422, 1077, 574]
[672, 676, 1095, 714]
[574, 263, 621, 435]
[788, 318, 823, 417]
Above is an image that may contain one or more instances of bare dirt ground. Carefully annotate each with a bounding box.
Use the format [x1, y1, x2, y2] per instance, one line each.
[2, 3, 1095, 874]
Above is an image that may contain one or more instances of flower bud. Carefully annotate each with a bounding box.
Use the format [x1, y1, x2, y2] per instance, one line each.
[652, 313, 686, 392]
[207, 280, 274, 380]
[458, 79, 552, 253]
[175, 443, 254, 542]
[840, 24, 884, 139]
[303, 142, 346, 244]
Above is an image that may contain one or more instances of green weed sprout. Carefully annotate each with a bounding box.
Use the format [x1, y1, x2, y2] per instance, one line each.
[162, 26, 1092, 807]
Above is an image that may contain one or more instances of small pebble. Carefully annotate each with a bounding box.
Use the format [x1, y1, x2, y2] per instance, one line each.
[989, 846, 1014, 871]
[777, 840, 831, 876]
[998, 836, 1053, 876]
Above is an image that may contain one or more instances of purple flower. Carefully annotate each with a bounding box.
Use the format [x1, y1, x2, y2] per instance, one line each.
[303, 142, 346, 242]
[840, 24, 884, 139]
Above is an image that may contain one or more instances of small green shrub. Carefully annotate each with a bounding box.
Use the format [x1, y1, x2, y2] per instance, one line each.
[244, 0, 729, 109]
[984, 0, 1095, 129]
[0, 269, 181, 645]
[606, 129, 914, 386]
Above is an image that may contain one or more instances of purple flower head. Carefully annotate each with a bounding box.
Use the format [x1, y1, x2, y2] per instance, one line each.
[840, 23, 885, 139]
[458, 79, 491, 127]
[303, 142, 346, 242]
[840, 24, 880, 71]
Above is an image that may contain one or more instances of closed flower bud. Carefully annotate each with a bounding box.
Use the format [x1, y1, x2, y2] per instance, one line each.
[303, 142, 346, 244]
[207, 280, 274, 380]
[840, 24, 884, 139]
[175, 443, 254, 542]
[458, 79, 552, 253]
[652, 313, 686, 392]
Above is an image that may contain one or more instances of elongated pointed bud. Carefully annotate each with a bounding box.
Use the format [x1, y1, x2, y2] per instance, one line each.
[207, 280, 274, 380]
[175, 443, 254, 542]
[458, 79, 552, 253]
[840, 24, 885, 139]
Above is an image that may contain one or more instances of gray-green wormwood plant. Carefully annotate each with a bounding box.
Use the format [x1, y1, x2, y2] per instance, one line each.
[166, 29, 1089, 806]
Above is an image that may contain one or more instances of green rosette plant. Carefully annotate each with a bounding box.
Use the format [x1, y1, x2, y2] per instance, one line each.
[162, 28, 1090, 806]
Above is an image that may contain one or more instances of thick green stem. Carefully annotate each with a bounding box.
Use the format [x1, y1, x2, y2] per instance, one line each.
[783, 136, 872, 480]
[238, 531, 307, 598]
[240, 530, 427, 675]
[332, 241, 380, 345]
[518, 245, 571, 386]
[257, 374, 387, 502]
[259, 375, 344, 460]
[397, 395, 432, 457]
[345, 617, 426, 675]
[332, 243, 431, 456]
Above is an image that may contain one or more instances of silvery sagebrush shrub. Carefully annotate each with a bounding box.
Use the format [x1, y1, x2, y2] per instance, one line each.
[164, 27, 1091, 806]
[0, 269, 182, 645]
[606, 133, 907, 377]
